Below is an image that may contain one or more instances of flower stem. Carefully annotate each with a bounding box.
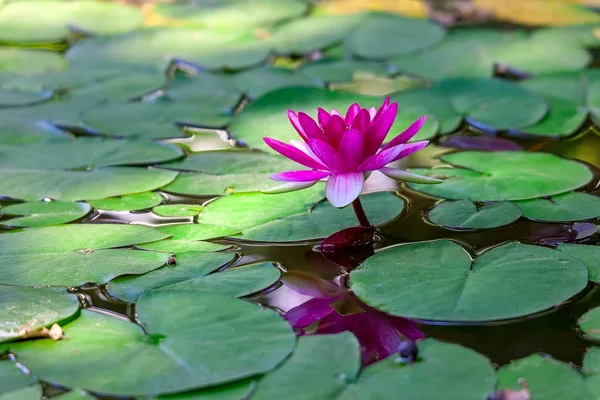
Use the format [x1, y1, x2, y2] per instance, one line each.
[352, 198, 372, 227]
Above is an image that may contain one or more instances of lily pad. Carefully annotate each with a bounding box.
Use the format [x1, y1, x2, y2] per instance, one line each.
[389, 88, 461, 134]
[345, 13, 445, 59]
[584, 347, 600, 397]
[7, 291, 296, 396]
[162, 150, 300, 196]
[230, 67, 319, 99]
[159, 380, 256, 400]
[556, 243, 600, 283]
[496, 354, 592, 400]
[392, 29, 591, 80]
[0, 138, 181, 200]
[0, 117, 70, 145]
[409, 151, 593, 201]
[515, 192, 600, 222]
[0, 224, 171, 286]
[252, 333, 360, 400]
[300, 60, 389, 83]
[152, 204, 203, 217]
[339, 339, 495, 400]
[350, 240, 588, 321]
[88, 192, 163, 211]
[0, 48, 66, 74]
[578, 306, 600, 340]
[53, 390, 95, 400]
[427, 200, 521, 229]
[0, 1, 143, 43]
[1, 200, 91, 227]
[1, 285, 79, 343]
[107, 251, 274, 302]
[134, 223, 238, 253]
[0, 359, 36, 392]
[0, 384, 41, 400]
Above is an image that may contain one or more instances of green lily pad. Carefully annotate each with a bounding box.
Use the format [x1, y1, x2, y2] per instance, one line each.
[0, 117, 71, 145]
[532, 24, 600, 48]
[0, 224, 171, 286]
[392, 29, 590, 80]
[158, 379, 256, 400]
[350, 240, 588, 321]
[253, 332, 360, 400]
[72, 70, 166, 101]
[345, 13, 445, 59]
[66, 29, 271, 71]
[0, 138, 181, 200]
[428, 78, 548, 130]
[53, 389, 94, 400]
[0, 88, 52, 107]
[7, 291, 296, 396]
[515, 192, 600, 222]
[107, 251, 266, 302]
[427, 200, 521, 229]
[1, 200, 91, 227]
[339, 339, 495, 400]
[0, 384, 41, 400]
[0, 48, 66, 74]
[519, 70, 600, 137]
[0, 0, 143, 43]
[228, 86, 382, 152]
[409, 151, 593, 201]
[230, 67, 319, 99]
[556, 243, 600, 284]
[153, 0, 307, 30]
[496, 354, 592, 400]
[300, 60, 389, 83]
[583, 347, 600, 397]
[0, 359, 36, 392]
[152, 204, 203, 217]
[135, 223, 238, 253]
[1, 285, 79, 343]
[88, 192, 163, 211]
[578, 307, 600, 340]
[162, 150, 299, 196]
[162, 72, 241, 112]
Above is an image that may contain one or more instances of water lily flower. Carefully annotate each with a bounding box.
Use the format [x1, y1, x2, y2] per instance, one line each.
[262, 98, 441, 209]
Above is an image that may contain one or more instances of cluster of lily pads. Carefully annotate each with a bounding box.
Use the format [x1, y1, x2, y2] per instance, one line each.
[2, 0, 600, 398]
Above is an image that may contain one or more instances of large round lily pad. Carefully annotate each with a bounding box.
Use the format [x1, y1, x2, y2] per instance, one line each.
[1, 200, 91, 227]
[252, 333, 361, 400]
[87, 192, 163, 211]
[339, 339, 495, 400]
[0, 224, 171, 286]
[556, 243, 600, 284]
[515, 192, 600, 222]
[496, 354, 592, 400]
[1, 285, 79, 343]
[427, 200, 521, 229]
[350, 240, 588, 322]
[7, 291, 296, 396]
[409, 151, 593, 201]
[0, 138, 181, 200]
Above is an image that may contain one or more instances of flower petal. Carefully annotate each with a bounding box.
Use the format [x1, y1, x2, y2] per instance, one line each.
[264, 137, 328, 170]
[261, 180, 319, 194]
[285, 298, 334, 330]
[317, 108, 330, 128]
[382, 116, 427, 150]
[270, 170, 332, 182]
[345, 103, 360, 125]
[338, 128, 365, 169]
[351, 108, 370, 133]
[379, 167, 442, 184]
[365, 101, 398, 155]
[357, 143, 406, 171]
[288, 110, 308, 142]
[368, 107, 377, 121]
[326, 172, 365, 208]
[390, 141, 429, 162]
[324, 114, 347, 148]
[309, 139, 345, 172]
[298, 112, 327, 141]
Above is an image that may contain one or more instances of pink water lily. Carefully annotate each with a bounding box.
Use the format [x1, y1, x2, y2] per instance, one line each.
[263, 97, 440, 208]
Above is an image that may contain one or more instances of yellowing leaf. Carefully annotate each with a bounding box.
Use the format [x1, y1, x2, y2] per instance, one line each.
[474, 0, 600, 26]
[315, 0, 427, 18]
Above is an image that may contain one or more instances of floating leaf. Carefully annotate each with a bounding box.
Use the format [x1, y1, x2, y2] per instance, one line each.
[584, 347, 600, 397]
[345, 13, 445, 59]
[107, 252, 275, 302]
[409, 151, 593, 201]
[1, 200, 91, 227]
[556, 243, 600, 283]
[0, 138, 181, 200]
[350, 240, 588, 321]
[152, 204, 203, 217]
[201, 191, 403, 242]
[0, 285, 79, 343]
[252, 333, 360, 400]
[134, 223, 238, 253]
[7, 291, 296, 396]
[515, 192, 600, 222]
[53, 389, 95, 400]
[578, 306, 600, 340]
[427, 200, 521, 229]
[230, 67, 319, 99]
[496, 354, 592, 400]
[339, 339, 495, 400]
[0, 359, 36, 392]
[88, 192, 163, 211]
[0, 224, 170, 286]
[389, 88, 461, 134]
[0, 48, 66, 74]
[158, 380, 256, 400]
[0, 384, 41, 400]
[300, 60, 389, 83]
[0, 117, 70, 145]
[0, 0, 143, 43]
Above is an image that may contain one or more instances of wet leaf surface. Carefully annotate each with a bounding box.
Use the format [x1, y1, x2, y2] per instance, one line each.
[87, 192, 163, 211]
[516, 192, 600, 222]
[1, 200, 91, 227]
[0, 359, 36, 392]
